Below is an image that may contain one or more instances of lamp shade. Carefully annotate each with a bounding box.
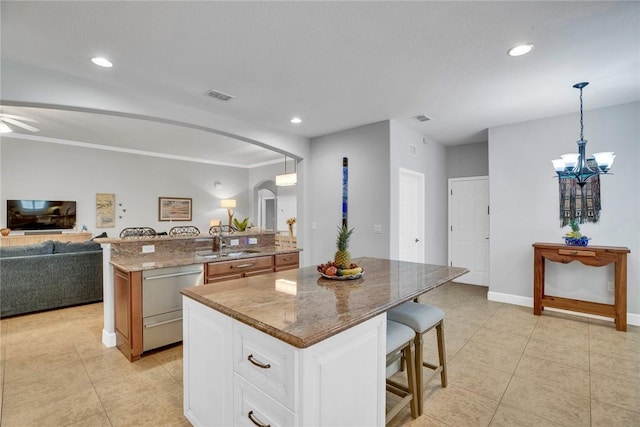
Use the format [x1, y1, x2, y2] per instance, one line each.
[220, 199, 236, 208]
[276, 172, 298, 186]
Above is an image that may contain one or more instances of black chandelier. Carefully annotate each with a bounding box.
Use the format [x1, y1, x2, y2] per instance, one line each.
[551, 82, 615, 187]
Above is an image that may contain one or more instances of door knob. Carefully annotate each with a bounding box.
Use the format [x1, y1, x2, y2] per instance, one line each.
[415, 238, 420, 242]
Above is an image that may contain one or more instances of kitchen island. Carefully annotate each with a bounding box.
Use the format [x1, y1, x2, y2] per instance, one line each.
[181, 257, 467, 427]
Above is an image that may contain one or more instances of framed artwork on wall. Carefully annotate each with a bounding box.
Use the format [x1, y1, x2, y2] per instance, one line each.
[158, 197, 192, 221]
[96, 193, 116, 228]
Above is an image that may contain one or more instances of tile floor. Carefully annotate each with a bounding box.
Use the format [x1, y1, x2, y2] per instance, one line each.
[0, 282, 638, 426]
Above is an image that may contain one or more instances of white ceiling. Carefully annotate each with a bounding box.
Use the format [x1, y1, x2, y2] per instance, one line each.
[1, 1, 639, 165]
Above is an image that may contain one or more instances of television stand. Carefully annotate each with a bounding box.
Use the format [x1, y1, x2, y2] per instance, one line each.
[0, 232, 92, 247]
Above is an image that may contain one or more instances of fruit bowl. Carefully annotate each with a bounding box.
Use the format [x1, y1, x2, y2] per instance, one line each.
[564, 236, 590, 246]
[317, 261, 364, 280]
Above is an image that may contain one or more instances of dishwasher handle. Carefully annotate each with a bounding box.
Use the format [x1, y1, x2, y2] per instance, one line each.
[144, 317, 183, 328]
[144, 270, 202, 280]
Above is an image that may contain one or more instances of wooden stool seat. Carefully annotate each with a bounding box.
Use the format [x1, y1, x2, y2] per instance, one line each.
[385, 320, 418, 424]
[388, 301, 447, 415]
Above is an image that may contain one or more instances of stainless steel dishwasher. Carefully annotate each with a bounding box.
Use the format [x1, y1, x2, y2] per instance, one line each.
[142, 264, 204, 352]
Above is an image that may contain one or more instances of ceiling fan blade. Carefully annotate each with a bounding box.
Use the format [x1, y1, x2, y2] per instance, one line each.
[0, 113, 38, 122]
[0, 118, 40, 132]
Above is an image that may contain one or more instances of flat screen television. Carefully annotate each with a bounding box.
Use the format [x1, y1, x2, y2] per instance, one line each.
[6, 200, 77, 231]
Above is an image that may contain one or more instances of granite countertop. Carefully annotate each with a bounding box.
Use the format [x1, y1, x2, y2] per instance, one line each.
[181, 257, 468, 348]
[110, 247, 301, 272]
[95, 230, 277, 244]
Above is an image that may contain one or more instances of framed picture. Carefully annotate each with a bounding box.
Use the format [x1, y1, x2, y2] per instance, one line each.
[158, 197, 192, 221]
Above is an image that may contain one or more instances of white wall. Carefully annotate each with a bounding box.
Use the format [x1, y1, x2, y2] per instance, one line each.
[0, 138, 253, 236]
[489, 101, 639, 318]
[308, 122, 390, 265]
[389, 121, 448, 264]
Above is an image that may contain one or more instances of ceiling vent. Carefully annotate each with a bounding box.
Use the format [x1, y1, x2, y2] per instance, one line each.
[205, 89, 234, 102]
[414, 114, 431, 122]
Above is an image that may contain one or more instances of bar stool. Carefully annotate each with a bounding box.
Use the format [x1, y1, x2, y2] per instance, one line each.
[385, 320, 419, 424]
[387, 301, 446, 415]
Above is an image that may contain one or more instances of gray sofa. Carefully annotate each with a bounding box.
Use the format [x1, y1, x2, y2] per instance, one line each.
[0, 240, 103, 317]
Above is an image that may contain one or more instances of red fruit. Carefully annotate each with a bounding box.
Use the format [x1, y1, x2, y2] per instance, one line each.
[325, 266, 337, 276]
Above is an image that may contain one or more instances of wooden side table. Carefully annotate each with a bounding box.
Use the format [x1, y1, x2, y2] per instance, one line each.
[532, 242, 630, 331]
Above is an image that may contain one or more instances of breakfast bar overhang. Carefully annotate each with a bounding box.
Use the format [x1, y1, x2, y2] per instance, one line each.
[181, 257, 468, 427]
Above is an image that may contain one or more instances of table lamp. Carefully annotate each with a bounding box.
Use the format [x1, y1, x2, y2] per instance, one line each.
[220, 199, 236, 230]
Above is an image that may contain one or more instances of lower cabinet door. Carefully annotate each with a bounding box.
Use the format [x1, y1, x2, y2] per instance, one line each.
[233, 374, 295, 427]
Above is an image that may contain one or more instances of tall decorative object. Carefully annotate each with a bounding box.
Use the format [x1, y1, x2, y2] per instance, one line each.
[342, 157, 348, 228]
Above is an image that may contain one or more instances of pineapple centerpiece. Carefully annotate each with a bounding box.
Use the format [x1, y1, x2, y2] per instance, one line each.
[334, 225, 354, 268]
[317, 225, 364, 278]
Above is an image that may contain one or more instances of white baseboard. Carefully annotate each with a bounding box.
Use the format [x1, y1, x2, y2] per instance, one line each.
[487, 291, 640, 327]
[102, 329, 117, 348]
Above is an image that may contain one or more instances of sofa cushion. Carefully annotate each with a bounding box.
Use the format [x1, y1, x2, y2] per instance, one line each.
[53, 241, 102, 253]
[0, 241, 54, 258]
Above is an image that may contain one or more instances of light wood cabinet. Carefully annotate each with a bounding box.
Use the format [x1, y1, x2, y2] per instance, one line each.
[274, 252, 299, 272]
[114, 267, 143, 361]
[206, 256, 274, 284]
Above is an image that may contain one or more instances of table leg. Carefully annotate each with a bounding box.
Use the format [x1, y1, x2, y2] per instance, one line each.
[533, 250, 545, 315]
[615, 254, 627, 332]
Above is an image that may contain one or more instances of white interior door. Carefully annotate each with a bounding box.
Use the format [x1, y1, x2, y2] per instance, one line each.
[448, 176, 489, 286]
[398, 168, 424, 263]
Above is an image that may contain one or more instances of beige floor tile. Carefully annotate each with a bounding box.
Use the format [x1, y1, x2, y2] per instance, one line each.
[455, 338, 523, 374]
[489, 403, 564, 427]
[3, 348, 83, 385]
[151, 344, 184, 383]
[501, 375, 590, 427]
[524, 337, 589, 371]
[589, 322, 640, 358]
[446, 356, 513, 401]
[443, 313, 487, 339]
[388, 407, 449, 427]
[483, 305, 538, 338]
[421, 383, 499, 427]
[454, 293, 502, 315]
[2, 370, 104, 426]
[102, 380, 186, 427]
[64, 410, 113, 427]
[591, 372, 640, 414]
[514, 354, 590, 398]
[530, 313, 589, 347]
[590, 350, 640, 383]
[590, 398, 640, 427]
[470, 326, 531, 354]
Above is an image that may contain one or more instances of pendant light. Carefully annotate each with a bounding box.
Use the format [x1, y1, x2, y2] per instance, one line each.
[551, 82, 615, 187]
[276, 156, 297, 186]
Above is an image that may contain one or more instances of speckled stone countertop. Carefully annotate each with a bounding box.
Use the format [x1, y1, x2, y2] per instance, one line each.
[181, 257, 468, 348]
[110, 247, 301, 272]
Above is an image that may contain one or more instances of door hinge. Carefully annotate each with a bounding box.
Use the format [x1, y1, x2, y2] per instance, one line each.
[450, 189, 453, 196]
[450, 225, 453, 231]
[450, 261, 453, 266]
[488, 205, 490, 215]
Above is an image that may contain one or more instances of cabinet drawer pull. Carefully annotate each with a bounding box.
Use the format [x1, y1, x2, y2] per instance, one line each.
[247, 354, 271, 369]
[247, 410, 270, 427]
[282, 257, 291, 261]
[144, 317, 182, 328]
[234, 263, 255, 269]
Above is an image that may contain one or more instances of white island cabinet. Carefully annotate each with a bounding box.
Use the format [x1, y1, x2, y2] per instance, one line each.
[183, 296, 386, 427]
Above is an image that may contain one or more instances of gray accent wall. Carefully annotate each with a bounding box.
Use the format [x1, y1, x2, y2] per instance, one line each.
[446, 141, 488, 178]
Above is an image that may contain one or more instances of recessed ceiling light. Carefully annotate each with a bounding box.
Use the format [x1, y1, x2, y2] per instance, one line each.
[507, 43, 534, 57]
[290, 117, 302, 124]
[91, 57, 113, 67]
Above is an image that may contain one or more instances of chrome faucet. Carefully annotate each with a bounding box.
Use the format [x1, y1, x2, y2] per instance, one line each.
[212, 226, 227, 256]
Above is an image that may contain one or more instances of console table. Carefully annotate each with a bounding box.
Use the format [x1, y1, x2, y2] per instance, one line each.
[532, 242, 630, 331]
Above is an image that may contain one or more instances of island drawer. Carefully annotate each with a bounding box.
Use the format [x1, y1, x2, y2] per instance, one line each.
[274, 253, 299, 272]
[233, 374, 295, 427]
[207, 256, 274, 278]
[233, 321, 296, 410]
